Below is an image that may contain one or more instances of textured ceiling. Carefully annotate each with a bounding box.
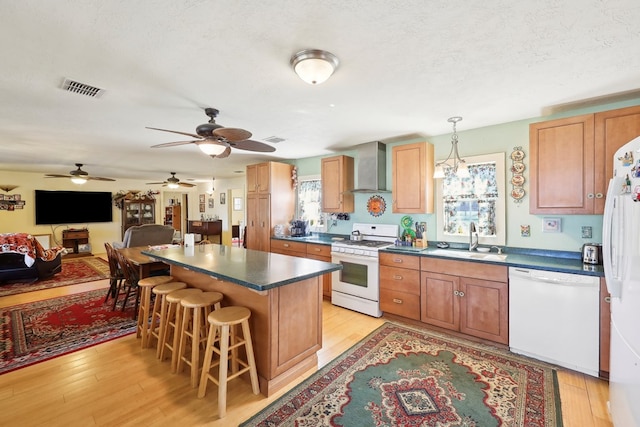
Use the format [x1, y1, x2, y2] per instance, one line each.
[0, 0, 638, 182]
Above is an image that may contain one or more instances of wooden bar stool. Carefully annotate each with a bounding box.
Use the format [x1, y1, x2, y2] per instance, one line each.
[197, 306, 260, 419]
[158, 287, 203, 369]
[136, 275, 174, 348]
[148, 282, 187, 351]
[177, 292, 223, 387]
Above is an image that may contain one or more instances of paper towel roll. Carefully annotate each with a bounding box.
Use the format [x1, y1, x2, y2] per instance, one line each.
[184, 233, 195, 247]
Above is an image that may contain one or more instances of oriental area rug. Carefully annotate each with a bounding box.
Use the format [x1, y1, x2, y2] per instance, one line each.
[0, 257, 110, 297]
[242, 322, 563, 427]
[0, 288, 136, 375]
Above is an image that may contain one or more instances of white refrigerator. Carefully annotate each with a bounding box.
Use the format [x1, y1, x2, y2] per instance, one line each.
[603, 135, 640, 426]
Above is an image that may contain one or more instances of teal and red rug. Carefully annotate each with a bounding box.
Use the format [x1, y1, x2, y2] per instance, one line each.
[242, 322, 563, 426]
[0, 288, 136, 374]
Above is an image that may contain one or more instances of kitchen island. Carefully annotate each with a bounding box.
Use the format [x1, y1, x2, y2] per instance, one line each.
[142, 244, 341, 396]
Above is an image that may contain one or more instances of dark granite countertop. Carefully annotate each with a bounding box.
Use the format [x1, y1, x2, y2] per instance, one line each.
[383, 245, 604, 277]
[271, 233, 603, 277]
[141, 244, 342, 292]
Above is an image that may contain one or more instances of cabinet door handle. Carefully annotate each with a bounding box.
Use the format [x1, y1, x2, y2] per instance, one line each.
[313, 248, 321, 252]
[587, 193, 595, 199]
[595, 193, 604, 199]
[392, 298, 403, 304]
[393, 258, 403, 263]
[458, 291, 465, 297]
[453, 290, 459, 296]
[393, 275, 403, 280]
[604, 296, 611, 303]
[283, 243, 290, 248]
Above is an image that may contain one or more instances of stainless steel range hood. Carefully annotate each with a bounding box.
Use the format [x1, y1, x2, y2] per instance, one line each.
[351, 141, 389, 193]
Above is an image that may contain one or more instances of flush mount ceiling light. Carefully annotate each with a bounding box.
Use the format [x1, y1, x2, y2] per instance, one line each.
[290, 49, 339, 85]
[434, 116, 469, 178]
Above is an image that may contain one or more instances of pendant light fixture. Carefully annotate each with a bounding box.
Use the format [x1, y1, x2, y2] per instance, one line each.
[434, 116, 469, 178]
[290, 49, 339, 85]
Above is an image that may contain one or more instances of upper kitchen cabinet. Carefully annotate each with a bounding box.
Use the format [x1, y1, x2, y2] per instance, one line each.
[530, 105, 640, 214]
[321, 155, 354, 213]
[594, 105, 640, 213]
[392, 141, 434, 213]
[245, 161, 295, 252]
[530, 114, 595, 214]
[246, 162, 272, 194]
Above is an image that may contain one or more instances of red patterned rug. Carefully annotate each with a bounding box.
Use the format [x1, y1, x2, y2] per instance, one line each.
[0, 257, 110, 297]
[241, 322, 563, 427]
[0, 289, 136, 375]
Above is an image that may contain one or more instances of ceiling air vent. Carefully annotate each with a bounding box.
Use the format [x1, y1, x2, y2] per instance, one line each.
[264, 136, 285, 143]
[61, 78, 105, 98]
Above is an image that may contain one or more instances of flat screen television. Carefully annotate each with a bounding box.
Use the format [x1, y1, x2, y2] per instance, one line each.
[35, 190, 113, 225]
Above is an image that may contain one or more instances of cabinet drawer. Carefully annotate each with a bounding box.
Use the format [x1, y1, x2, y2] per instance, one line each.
[306, 243, 332, 257]
[380, 289, 420, 320]
[379, 266, 420, 294]
[63, 230, 88, 239]
[421, 257, 507, 282]
[270, 239, 306, 255]
[379, 252, 420, 270]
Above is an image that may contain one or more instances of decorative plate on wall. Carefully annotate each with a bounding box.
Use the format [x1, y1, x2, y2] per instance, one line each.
[366, 195, 386, 217]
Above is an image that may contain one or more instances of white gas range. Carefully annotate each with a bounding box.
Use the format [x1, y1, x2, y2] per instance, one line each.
[331, 223, 398, 317]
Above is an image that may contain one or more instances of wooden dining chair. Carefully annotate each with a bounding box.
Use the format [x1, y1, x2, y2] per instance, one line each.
[115, 249, 141, 316]
[198, 239, 212, 245]
[103, 242, 125, 309]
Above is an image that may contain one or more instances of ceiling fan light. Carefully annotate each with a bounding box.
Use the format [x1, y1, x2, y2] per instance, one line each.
[291, 49, 339, 85]
[197, 142, 227, 156]
[71, 176, 87, 184]
[167, 182, 179, 189]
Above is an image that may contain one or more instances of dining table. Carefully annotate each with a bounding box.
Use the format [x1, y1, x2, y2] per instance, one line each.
[117, 246, 170, 279]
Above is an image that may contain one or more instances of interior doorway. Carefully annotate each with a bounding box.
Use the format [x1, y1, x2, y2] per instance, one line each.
[228, 188, 244, 246]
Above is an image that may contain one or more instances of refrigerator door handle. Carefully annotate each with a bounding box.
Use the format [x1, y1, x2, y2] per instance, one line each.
[603, 177, 622, 298]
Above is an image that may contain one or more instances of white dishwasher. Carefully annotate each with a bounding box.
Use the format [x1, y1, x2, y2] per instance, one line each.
[509, 267, 600, 377]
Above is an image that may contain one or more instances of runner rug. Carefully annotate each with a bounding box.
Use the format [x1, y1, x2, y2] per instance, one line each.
[0, 288, 136, 375]
[0, 257, 110, 297]
[241, 322, 563, 427]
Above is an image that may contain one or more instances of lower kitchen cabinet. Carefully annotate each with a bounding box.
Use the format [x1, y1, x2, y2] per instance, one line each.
[421, 258, 509, 345]
[271, 239, 333, 299]
[379, 253, 421, 320]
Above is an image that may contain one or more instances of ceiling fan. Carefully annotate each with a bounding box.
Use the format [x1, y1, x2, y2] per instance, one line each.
[146, 172, 195, 189]
[45, 163, 115, 184]
[147, 108, 276, 158]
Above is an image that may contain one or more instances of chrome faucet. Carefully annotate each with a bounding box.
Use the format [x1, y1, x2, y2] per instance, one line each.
[469, 222, 478, 251]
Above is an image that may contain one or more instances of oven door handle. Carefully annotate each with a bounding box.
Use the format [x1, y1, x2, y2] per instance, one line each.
[331, 251, 376, 263]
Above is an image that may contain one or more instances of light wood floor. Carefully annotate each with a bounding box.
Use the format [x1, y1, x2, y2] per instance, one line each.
[0, 277, 612, 426]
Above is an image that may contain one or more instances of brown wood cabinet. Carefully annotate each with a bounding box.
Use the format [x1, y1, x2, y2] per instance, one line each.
[246, 162, 295, 252]
[420, 257, 509, 345]
[246, 162, 272, 195]
[270, 239, 333, 299]
[187, 220, 222, 243]
[379, 253, 421, 320]
[391, 141, 435, 213]
[62, 229, 91, 258]
[121, 197, 156, 238]
[530, 105, 640, 214]
[321, 155, 354, 213]
[600, 278, 611, 377]
[164, 205, 181, 232]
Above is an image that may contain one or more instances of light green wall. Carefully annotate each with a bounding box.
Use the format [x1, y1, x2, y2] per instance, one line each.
[293, 98, 640, 252]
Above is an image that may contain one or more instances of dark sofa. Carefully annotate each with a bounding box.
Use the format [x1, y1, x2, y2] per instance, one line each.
[0, 233, 64, 283]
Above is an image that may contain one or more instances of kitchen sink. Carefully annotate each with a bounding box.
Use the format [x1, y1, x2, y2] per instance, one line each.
[428, 249, 508, 262]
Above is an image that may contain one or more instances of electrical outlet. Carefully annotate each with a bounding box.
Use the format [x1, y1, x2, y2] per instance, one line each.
[581, 226, 592, 239]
